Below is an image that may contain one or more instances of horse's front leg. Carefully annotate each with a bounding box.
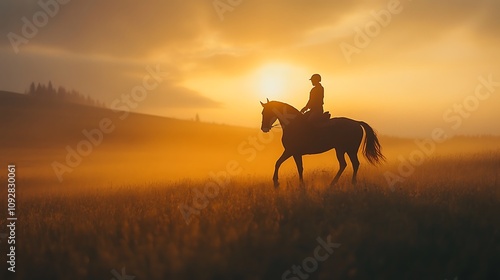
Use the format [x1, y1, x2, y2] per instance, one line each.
[273, 150, 292, 186]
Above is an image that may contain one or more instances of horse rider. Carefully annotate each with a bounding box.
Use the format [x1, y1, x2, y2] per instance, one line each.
[300, 74, 324, 121]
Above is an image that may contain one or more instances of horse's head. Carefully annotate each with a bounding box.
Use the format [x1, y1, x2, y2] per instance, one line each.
[260, 99, 278, 133]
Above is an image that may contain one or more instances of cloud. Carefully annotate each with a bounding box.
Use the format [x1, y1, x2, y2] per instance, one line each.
[148, 84, 222, 109]
[1, 1, 205, 56]
[1, 0, 499, 64]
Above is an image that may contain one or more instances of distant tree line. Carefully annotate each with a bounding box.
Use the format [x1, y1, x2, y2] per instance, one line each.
[26, 81, 106, 108]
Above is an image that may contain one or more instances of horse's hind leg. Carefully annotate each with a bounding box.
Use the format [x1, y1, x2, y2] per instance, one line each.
[347, 150, 360, 185]
[331, 149, 347, 186]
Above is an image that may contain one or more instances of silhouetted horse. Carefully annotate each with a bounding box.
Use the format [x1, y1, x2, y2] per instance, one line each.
[260, 100, 385, 186]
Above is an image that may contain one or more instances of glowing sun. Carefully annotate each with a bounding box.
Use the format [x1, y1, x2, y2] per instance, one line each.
[255, 63, 293, 100]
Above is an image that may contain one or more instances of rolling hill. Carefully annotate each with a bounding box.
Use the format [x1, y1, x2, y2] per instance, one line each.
[0, 91, 263, 186]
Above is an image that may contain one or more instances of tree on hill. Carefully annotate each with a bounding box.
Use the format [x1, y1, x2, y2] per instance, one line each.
[29, 82, 35, 95]
[27, 81, 106, 108]
[47, 81, 53, 95]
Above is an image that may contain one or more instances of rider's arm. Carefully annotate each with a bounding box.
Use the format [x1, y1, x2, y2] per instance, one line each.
[301, 103, 309, 113]
[301, 90, 314, 113]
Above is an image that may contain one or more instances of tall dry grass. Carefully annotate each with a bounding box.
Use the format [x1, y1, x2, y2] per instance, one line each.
[1, 151, 499, 279]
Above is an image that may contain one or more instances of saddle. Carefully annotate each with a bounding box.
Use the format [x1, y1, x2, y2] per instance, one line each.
[303, 110, 332, 130]
[305, 111, 332, 129]
[319, 111, 331, 121]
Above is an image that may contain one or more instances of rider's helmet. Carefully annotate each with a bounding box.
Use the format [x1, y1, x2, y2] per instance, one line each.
[309, 74, 321, 83]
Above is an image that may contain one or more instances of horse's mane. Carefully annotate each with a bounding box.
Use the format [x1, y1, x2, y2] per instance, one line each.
[267, 101, 302, 116]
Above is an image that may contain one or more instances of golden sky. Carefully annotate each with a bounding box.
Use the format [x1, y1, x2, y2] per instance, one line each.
[1, 0, 499, 137]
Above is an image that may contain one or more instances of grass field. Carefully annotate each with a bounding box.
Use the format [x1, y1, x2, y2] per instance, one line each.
[2, 151, 499, 280]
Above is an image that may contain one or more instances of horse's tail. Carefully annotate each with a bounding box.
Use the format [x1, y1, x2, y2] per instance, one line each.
[358, 121, 385, 165]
